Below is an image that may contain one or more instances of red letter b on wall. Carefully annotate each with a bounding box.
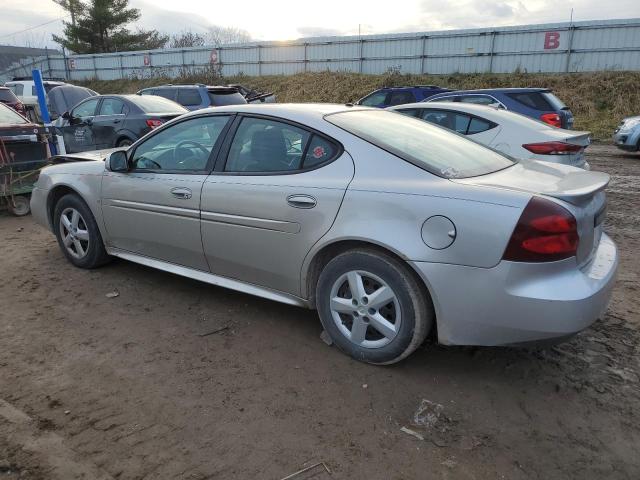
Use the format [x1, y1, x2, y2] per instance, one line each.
[544, 32, 560, 49]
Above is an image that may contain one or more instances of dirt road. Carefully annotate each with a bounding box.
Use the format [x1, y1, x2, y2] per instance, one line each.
[1, 145, 639, 479]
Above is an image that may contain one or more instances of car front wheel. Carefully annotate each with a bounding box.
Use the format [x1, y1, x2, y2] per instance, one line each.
[53, 194, 111, 268]
[316, 249, 433, 365]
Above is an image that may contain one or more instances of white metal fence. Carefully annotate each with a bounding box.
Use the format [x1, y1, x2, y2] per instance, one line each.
[2, 18, 639, 82]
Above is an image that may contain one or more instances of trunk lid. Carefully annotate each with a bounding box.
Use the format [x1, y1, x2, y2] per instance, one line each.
[455, 160, 609, 266]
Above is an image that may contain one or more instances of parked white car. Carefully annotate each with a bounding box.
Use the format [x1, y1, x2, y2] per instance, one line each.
[389, 102, 591, 169]
[5, 79, 66, 108]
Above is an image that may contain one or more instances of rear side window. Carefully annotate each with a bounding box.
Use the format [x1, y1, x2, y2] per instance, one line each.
[395, 108, 421, 118]
[225, 117, 312, 172]
[506, 92, 554, 110]
[153, 89, 177, 101]
[459, 95, 498, 106]
[359, 91, 388, 107]
[99, 98, 126, 115]
[326, 109, 513, 178]
[467, 117, 495, 134]
[304, 135, 337, 168]
[388, 91, 416, 106]
[0, 89, 18, 102]
[208, 91, 247, 106]
[176, 89, 202, 107]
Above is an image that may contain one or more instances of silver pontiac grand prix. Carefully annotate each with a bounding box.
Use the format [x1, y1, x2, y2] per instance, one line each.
[31, 104, 618, 364]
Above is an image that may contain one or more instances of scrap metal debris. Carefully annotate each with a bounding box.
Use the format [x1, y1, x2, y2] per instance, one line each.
[279, 462, 332, 479]
[105, 290, 119, 298]
[400, 426, 424, 441]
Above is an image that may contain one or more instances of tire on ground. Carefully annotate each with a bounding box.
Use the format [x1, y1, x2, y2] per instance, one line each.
[316, 248, 434, 365]
[53, 193, 111, 269]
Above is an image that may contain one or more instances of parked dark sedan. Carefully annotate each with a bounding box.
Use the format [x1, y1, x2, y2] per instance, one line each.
[59, 94, 187, 153]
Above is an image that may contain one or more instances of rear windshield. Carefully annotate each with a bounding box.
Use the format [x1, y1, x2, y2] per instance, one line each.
[325, 109, 514, 179]
[0, 104, 27, 124]
[0, 89, 18, 102]
[208, 91, 247, 106]
[507, 91, 567, 111]
[130, 96, 188, 114]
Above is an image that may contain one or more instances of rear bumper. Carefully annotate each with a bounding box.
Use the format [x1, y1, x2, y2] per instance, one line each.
[411, 233, 618, 346]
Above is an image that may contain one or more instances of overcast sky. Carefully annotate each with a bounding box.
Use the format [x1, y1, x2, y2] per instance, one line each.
[2, 0, 640, 48]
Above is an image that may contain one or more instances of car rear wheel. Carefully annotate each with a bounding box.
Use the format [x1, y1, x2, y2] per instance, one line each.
[316, 249, 433, 365]
[54, 194, 111, 269]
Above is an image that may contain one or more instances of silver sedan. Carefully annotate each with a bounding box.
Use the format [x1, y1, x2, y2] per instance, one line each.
[30, 104, 618, 364]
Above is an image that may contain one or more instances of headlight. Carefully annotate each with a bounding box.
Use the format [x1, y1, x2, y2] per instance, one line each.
[621, 118, 640, 131]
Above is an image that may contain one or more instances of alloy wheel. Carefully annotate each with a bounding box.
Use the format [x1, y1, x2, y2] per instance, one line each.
[59, 207, 90, 259]
[329, 270, 401, 348]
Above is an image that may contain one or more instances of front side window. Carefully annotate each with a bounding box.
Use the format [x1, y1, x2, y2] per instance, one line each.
[72, 98, 100, 118]
[388, 91, 416, 106]
[359, 91, 388, 107]
[225, 117, 312, 173]
[326, 109, 513, 179]
[131, 115, 230, 172]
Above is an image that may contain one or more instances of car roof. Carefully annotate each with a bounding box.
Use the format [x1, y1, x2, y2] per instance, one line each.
[432, 88, 549, 95]
[186, 103, 362, 120]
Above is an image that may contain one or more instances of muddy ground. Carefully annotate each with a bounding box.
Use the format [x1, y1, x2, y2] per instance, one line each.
[1, 144, 639, 479]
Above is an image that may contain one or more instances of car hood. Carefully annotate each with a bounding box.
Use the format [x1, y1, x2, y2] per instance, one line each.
[52, 148, 117, 163]
[454, 159, 609, 205]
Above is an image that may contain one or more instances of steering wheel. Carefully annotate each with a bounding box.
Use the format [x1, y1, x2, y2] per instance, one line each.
[173, 140, 209, 165]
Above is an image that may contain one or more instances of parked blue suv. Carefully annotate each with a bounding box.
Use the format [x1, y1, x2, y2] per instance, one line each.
[355, 85, 450, 108]
[426, 88, 574, 129]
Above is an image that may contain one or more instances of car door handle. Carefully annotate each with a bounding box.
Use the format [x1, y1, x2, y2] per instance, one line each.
[287, 194, 316, 209]
[170, 187, 192, 199]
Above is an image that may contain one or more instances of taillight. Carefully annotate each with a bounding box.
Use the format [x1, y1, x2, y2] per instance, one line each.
[522, 141, 582, 155]
[503, 196, 579, 262]
[146, 119, 164, 129]
[540, 113, 562, 128]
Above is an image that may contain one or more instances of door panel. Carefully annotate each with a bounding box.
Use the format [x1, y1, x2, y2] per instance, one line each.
[101, 172, 209, 270]
[201, 152, 354, 296]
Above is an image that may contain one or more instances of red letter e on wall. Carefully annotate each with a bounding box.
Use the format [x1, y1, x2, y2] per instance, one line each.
[544, 32, 560, 49]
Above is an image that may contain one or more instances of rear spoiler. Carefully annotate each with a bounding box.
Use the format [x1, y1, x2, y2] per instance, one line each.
[546, 170, 610, 204]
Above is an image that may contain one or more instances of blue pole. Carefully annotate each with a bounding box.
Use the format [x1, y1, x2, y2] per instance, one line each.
[32, 69, 51, 124]
[32, 69, 57, 155]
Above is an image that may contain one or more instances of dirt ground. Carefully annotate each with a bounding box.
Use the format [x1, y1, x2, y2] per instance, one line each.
[1, 144, 639, 480]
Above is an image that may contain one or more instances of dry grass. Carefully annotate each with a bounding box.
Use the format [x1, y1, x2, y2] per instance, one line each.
[79, 71, 640, 141]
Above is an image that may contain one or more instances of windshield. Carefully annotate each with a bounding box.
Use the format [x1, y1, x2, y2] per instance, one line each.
[0, 89, 18, 102]
[130, 96, 188, 114]
[0, 104, 27, 124]
[325, 109, 514, 179]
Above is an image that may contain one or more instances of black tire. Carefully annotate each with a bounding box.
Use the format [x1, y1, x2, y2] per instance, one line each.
[7, 195, 30, 216]
[316, 249, 433, 365]
[53, 193, 111, 269]
[116, 138, 133, 148]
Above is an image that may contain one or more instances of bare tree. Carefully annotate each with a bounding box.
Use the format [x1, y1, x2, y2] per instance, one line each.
[206, 26, 251, 46]
[170, 31, 206, 49]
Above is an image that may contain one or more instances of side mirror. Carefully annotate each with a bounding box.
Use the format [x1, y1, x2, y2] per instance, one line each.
[62, 111, 71, 120]
[106, 150, 129, 172]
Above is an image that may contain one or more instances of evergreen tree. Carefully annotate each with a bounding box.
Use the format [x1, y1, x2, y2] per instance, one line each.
[52, 0, 169, 53]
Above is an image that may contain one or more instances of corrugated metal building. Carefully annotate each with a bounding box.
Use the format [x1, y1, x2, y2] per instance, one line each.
[1, 18, 639, 82]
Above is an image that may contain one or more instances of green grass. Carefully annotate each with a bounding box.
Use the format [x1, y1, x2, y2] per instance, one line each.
[79, 70, 640, 141]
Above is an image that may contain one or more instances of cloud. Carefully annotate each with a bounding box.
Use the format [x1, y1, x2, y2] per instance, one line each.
[130, 0, 215, 34]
